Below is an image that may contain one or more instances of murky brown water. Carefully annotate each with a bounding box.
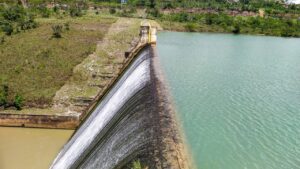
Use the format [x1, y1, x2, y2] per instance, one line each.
[0, 127, 73, 169]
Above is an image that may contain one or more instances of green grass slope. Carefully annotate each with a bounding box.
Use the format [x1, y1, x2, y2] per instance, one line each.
[0, 16, 116, 108]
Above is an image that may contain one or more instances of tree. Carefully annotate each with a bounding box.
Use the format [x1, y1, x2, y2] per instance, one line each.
[232, 24, 241, 34]
[14, 94, 23, 110]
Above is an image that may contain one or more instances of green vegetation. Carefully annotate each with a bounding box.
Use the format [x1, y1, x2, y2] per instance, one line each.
[51, 24, 63, 38]
[131, 160, 148, 169]
[0, 15, 116, 109]
[14, 94, 23, 110]
[0, 85, 23, 110]
[76, 0, 300, 37]
[0, 5, 37, 35]
[0, 0, 299, 110]
[0, 85, 8, 106]
[158, 12, 300, 37]
[132, 160, 142, 169]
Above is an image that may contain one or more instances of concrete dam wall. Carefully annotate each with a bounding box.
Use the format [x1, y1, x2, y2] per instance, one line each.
[50, 46, 189, 169]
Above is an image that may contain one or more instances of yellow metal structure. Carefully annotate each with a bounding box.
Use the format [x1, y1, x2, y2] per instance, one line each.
[140, 21, 156, 44]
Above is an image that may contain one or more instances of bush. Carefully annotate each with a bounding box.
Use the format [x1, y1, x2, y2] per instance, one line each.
[52, 24, 63, 38]
[205, 14, 214, 25]
[119, 8, 136, 17]
[2, 22, 14, 35]
[109, 8, 116, 14]
[161, 1, 174, 9]
[0, 85, 8, 106]
[14, 94, 23, 110]
[18, 15, 37, 30]
[53, 6, 59, 14]
[2, 5, 25, 21]
[38, 6, 51, 18]
[69, 6, 83, 17]
[185, 22, 197, 32]
[130, 160, 149, 169]
[147, 7, 161, 18]
[0, 5, 37, 35]
[232, 24, 241, 34]
[64, 22, 70, 31]
[0, 36, 5, 44]
[132, 160, 142, 169]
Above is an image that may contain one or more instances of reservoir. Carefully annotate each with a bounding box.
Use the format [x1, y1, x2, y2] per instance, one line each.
[0, 127, 73, 169]
[157, 32, 300, 169]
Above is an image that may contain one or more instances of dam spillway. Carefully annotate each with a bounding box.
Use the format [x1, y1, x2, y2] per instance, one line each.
[50, 46, 189, 169]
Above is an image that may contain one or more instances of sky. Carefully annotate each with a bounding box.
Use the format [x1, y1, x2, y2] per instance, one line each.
[288, 0, 300, 4]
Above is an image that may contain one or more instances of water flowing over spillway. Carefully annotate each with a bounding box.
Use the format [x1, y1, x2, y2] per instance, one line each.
[50, 46, 189, 169]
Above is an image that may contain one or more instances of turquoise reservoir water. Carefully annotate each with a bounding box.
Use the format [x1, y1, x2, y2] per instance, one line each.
[157, 32, 300, 169]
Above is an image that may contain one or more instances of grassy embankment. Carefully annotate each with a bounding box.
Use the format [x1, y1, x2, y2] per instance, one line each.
[0, 12, 116, 109]
[0, 3, 142, 115]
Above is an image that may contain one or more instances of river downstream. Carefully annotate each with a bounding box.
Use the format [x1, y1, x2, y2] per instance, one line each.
[157, 32, 300, 169]
[0, 127, 73, 169]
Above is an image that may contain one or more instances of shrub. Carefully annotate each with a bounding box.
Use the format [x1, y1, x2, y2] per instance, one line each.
[18, 15, 37, 30]
[2, 5, 25, 21]
[185, 22, 197, 32]
[64, 22, 70, 31]
[14, 94, 23, 110]
[38, 6, 51, 18]
[0, 5, 37, 35]
[52, 24, 63, 38]
[69, 6, 83, 17]
[205, 15, 214, 25]
[2, 22, 14, 35]
[131, 160, 148, 169]
[161, 1, 174, 9]
[147, 7, 161, 18]
[232, 24, 241, 34]
[0, 92, 5, 106]
[0, 36, 4, 44]
[109, 8, 116, 14]
[0, 85, 8, 106]
[53, 6, 59, 14]
[132, 160, 142, 169]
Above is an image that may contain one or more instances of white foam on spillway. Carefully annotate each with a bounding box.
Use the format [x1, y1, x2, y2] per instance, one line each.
[50, 49, 151, 169]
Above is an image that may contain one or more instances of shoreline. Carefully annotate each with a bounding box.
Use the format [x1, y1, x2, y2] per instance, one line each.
[151, 46, 196, 169]
[158, 20, 300, 38]
[158, 29, 300, 40]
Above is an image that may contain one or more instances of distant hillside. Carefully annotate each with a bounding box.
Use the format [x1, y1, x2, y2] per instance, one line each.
[0, 0, 291, 5]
